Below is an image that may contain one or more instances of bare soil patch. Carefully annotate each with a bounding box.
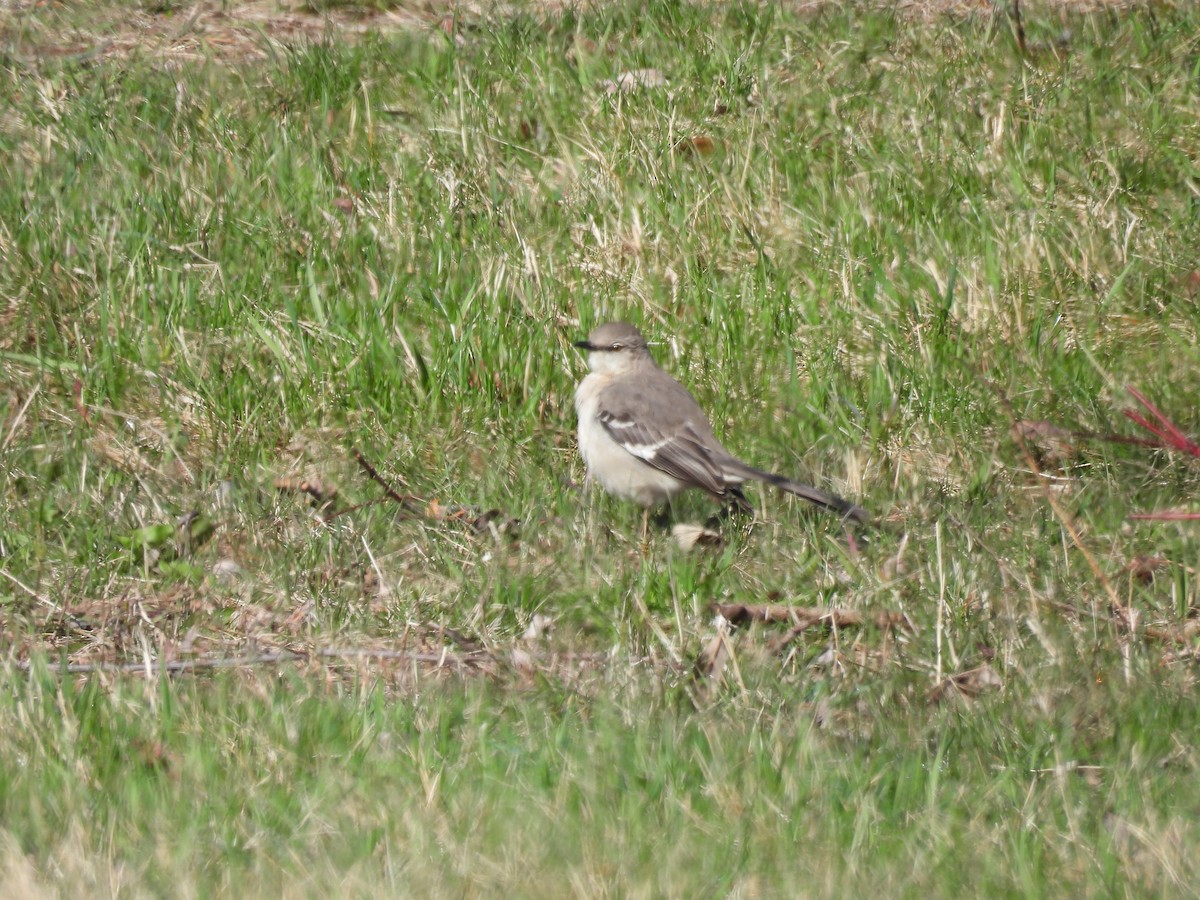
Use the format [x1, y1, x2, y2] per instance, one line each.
[1, 0, 1141, 67]
[2, 0, 444, 66]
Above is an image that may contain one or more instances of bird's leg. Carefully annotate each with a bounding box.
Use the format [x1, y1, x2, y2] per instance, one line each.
[706, 490, 753, 529]
[708, 503, 739, 525]
[651, 508, 674, 529]
[641, 507, 651, 555]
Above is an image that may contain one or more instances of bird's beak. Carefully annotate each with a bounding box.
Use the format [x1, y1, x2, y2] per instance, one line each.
[573, 339, 593, 350]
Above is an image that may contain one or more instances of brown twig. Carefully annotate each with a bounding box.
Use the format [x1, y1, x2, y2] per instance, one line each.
[774, 611, 908, 654]
[351, 449, 427, 512]
[1141, 621, 1200, 645]
[344, 450, 520, 536]
[981, 375, 1128, 620]
[711, 603, 909, 631]
[1129, 511, 1200, 521]
[708, 603, 908, 660]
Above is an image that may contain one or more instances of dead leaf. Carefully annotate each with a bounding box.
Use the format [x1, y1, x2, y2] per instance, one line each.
[693, 618, 732, 685]
[510, 646, 536, 675]
[565, 34, 598, 65]
[274, 475, 337, 505]
[1124, 555, 1168, 584]
[436, 15, 467, 48]
[517, 118, 545, 142]
[1011, 419, 1078, 469]
[211, 558, 242, 584]
[879, 532, 910, 581]
[132, 738, 179, 777]
[672, 523, 724, 552]
[674, 135, 717, 157]
[599, 68, 667, 95]
[928, 663, 1003, 705]
[522, 614, 554, 642]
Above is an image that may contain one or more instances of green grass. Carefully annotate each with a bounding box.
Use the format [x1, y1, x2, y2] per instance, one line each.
[1, 661, 1197, 895]
[2, 0, 1200, 894]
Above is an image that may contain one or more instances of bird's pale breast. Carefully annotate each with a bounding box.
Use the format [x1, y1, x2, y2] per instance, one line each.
[575, 374, 682, 507]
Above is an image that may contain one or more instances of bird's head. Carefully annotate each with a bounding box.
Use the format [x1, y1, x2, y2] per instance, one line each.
[574, 322, 650, 374]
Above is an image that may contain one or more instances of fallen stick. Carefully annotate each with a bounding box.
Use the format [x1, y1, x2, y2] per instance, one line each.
[711, 603, 909, 631]
[350, 448, 427, 513]
[1142, 621, 1200, 645]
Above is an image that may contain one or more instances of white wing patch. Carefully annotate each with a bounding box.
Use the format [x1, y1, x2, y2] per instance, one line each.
[621, 438, 675, 460]
[602, 416, 638, 432]
[600, 414, 676, 460]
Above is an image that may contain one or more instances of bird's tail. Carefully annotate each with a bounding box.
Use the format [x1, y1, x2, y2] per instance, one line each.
[727, 461, 870, 525]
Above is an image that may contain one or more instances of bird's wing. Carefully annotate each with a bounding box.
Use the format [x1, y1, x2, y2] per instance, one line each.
[596, 377, 734, 497]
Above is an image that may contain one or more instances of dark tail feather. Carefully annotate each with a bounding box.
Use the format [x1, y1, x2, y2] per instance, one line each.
[730, 462, 870, 525]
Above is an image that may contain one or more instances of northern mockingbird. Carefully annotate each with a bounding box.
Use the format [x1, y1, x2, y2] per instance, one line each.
[573, 322, 869, 535]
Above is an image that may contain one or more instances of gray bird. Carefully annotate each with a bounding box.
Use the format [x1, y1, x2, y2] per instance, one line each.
[573, 321, 869, 535]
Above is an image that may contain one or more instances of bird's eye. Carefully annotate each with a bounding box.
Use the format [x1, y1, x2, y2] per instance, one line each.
[610, 342, 624, 351]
